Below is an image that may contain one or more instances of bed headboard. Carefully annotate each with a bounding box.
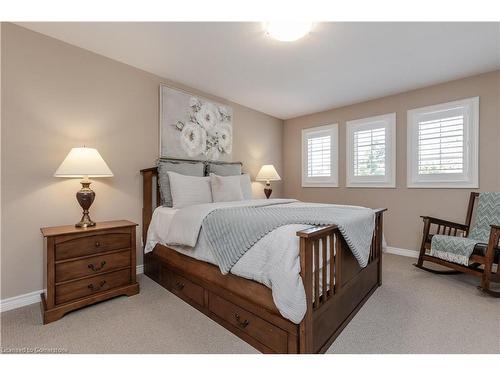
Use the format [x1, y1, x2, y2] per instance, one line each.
[140, 158, 243, 247]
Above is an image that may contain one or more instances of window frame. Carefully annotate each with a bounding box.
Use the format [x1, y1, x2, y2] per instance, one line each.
[345, 113, 396, 188]
[301, 123, 339, 188]
[407, 97, 479, 189]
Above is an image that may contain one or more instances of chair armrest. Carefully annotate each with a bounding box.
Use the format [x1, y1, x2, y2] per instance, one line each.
[420, 216, 469, 231]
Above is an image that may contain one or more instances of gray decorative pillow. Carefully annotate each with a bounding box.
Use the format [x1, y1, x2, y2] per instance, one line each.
[206, 162, 242, 176]
[157, 160, 205, 207]
[210, 173, 244, 202]
[168, 172, 213, 208]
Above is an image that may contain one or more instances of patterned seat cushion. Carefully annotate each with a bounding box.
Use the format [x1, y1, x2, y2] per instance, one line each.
[427, 233, 499, 261]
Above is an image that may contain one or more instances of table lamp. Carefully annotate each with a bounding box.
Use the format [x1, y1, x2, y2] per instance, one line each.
[54, 147, 113, 228]
[255, 164, 281, 199]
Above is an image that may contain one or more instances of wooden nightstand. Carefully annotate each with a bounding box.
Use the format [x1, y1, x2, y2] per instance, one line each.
[40, 220, 140, 324]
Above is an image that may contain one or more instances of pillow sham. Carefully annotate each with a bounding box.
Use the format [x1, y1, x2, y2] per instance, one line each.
[157, 160, 205, 207]
[167, 171, 213, 208]
[240, 173, 252, 200]
[210, 173, 244, 202]
[206, 162, 242, 176]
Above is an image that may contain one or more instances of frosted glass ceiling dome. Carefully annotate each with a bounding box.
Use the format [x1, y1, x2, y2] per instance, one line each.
[264, 22, 314, 42]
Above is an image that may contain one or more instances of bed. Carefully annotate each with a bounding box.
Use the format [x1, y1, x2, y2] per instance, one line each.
[140, 159, 386, 354]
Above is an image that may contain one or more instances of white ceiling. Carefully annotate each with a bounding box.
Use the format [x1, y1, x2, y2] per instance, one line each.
[18, 22, 500, 119]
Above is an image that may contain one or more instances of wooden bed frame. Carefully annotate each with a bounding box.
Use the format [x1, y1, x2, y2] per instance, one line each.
[140, 165, 386, 354]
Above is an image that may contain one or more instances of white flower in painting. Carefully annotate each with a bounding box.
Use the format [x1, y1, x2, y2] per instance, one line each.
[180, 122, 207, 157]
[189, 97, 201, 112]
[216, 122, 232, 154]
[205, 145, 220, 161]
[218, 105, 232, 122]
[195, 102, 218, 133]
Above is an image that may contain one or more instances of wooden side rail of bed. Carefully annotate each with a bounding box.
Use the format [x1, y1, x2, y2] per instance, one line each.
[140, 166, 386, 354]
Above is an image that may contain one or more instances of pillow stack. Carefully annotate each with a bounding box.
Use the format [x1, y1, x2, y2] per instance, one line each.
[157, 159, 253, 208]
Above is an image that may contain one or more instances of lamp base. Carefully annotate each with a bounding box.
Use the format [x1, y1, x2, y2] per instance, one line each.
[264, 182, 272, 199]
[75, 181, 96, 228]
[75, 214, 96, 228]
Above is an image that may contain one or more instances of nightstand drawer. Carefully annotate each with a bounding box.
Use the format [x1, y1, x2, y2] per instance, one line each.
[55, 250, 131, 283]
[55, 268, 131, 305]
[55, 232, 131, 260]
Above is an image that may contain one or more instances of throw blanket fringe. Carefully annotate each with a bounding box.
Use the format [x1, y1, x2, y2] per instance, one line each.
[430, 235, 480, 266]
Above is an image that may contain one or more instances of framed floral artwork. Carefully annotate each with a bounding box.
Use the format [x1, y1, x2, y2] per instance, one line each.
[159, 84, 233, 161]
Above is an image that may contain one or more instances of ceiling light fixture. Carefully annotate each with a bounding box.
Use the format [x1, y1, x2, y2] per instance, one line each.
[264, 22, 313, 42]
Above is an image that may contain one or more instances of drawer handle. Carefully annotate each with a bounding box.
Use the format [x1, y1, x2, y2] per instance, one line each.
[174, 281, 185, 290]
[95, 241, 101, 248]
[87, 280, 106, 291]
[234, 313, 250, 329]
[88, 261, 106, 272]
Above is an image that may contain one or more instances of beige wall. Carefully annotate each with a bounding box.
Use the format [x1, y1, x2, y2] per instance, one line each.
[284, 70, 500, 251]
[1, 23, 283, 299]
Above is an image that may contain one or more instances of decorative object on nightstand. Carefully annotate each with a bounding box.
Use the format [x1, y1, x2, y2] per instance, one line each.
[40, 220, 139, 324]
[54, 147, 113, 228]
[255, 164, 281, 199]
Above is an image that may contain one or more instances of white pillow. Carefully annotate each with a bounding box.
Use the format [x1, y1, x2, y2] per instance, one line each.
[210, 173, 244, 202]
[240, 174, 252, 200]
[167, 171, 213, 208]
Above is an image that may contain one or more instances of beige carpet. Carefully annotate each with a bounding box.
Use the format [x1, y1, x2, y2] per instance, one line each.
[1, 254, 499, 354]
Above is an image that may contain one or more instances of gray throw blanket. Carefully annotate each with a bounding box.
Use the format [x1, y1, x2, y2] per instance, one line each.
[202, 203, 375, 274]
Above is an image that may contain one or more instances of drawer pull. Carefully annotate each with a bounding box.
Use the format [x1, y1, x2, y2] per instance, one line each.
[87, 280, 106, 291]
[95, 241, 101, 248]
[88, 261, 106, 272]
[234, 313, 250, 329]
[174, 281, 185, 290]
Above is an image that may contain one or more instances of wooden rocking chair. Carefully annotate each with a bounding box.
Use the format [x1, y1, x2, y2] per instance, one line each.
[414, 192, 500, 297]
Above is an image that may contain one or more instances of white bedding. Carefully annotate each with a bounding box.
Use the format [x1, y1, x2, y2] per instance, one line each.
[145, 200, 345, 323]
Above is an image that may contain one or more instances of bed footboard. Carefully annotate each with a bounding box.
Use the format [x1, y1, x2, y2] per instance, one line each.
[297, 209, 385, 353]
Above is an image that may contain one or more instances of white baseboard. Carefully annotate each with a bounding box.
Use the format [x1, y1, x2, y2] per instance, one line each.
[385, 246, 419, 258]
[0, 289, 45, 313]
[136, 264, 144, 275]
[0, 265, 144, 313]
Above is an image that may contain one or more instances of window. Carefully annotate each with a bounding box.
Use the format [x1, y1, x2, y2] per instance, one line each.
[407, 97, 479, 188]
[302, 124, 338, 187]
[346, 113, 396, 187]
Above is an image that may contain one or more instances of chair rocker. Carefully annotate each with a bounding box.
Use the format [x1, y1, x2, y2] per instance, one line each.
[414, 192, 500, 297]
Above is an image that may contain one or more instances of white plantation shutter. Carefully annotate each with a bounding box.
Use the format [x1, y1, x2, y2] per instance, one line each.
[302, 124, 338, 187]
[407, 97, 479, 188]
[417, 113, 464, 175]
[346, 113, 396, 187]
[353, 127, 386, 176]
[307, 135, 331, 177]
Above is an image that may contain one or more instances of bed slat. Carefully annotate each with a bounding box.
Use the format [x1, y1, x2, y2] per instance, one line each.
[313, 239, 320, 308]
[321, 238, 327, 303]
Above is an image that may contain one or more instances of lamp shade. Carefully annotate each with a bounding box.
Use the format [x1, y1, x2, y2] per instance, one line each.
[54, 147, 113, 178]
[255, 164, 281, 182]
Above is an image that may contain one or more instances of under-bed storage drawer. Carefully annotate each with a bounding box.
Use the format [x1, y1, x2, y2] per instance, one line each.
[208, 292, 288, 353]
[164, 269, 204, 307]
